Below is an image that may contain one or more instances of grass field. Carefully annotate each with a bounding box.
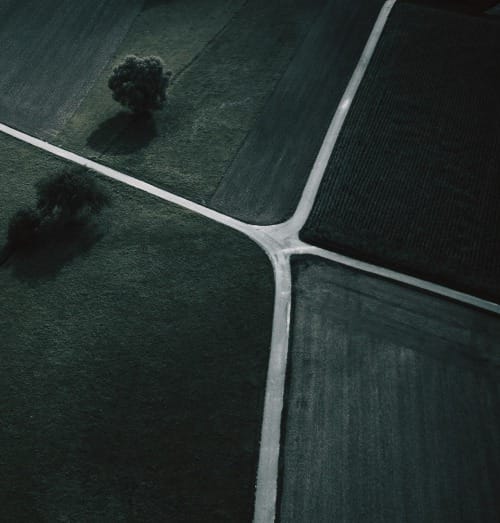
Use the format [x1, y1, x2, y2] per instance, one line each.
[278, 256, 500, 523]
[301, 3, 500, 302]
[0, 0, 142, 137]
[0, 133, 274, 522]
[58, 0, 323, 205]
[211, 0, 385, 224]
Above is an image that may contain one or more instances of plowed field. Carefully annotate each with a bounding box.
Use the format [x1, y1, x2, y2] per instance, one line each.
[302, 4, 500, 301]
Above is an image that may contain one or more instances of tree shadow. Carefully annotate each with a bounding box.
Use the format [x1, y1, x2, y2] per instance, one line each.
[87, 112, 157, 155]
[6, 219, 108, 283]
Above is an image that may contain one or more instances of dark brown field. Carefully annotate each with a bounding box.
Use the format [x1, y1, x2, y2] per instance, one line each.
[301, 3, 500, 301]
[0, 0, 142, 137]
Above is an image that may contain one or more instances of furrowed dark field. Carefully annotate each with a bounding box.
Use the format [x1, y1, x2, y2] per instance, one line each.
[401, 0, 500, 14]
[279, 257, 500, 523]
[211, 0, 385, 224]
[0, 134, 274, 522]
[59, 0, 323, 205]
[0, 0, 142, 137]
[301, 4, 500, 301]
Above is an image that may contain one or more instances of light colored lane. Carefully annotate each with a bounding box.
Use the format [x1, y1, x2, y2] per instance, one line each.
[0, 3, 498, 520]
[290, 240, 500, 315]
[0, 120, 291, 523]
[0, 122, 268, 247]
[268, 0, 398, 239]
[3, 119, 496, 317]
[253, 252, 292, 523]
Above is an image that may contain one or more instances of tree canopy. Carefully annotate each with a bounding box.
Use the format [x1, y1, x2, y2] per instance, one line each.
[108, 55, 172, 114]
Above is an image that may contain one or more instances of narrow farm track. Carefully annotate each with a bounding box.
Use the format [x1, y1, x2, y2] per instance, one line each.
[1, 1, 499, 522]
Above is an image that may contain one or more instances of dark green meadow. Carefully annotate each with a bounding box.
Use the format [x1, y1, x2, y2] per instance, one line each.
[0, 134, 274, 522]
[301, 4, 500, 301]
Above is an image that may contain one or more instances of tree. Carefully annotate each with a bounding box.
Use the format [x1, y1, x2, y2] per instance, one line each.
[35, 168, 110, 226]
[108, 55, 172, 114]
[1, 169, 110, 264]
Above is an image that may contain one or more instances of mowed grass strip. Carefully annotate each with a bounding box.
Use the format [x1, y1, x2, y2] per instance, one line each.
[58, 0, 323, 204]
[301, 4, 500, 302]
[0, 134, 274, 522]
[0, 0, 143, 137]
[279, 257, 500, 523]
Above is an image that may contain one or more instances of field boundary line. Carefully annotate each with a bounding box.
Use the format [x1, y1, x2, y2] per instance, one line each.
[171, 0, 250, 85]
[252, 4, 400, 519]
[1, 3, 499, 519]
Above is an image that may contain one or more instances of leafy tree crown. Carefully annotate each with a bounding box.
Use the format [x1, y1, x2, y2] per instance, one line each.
[108, 55, 172, 114]
[35, 168, 110, 224]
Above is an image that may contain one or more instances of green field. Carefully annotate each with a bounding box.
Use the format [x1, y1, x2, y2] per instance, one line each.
[0, 0, 142, 137]
[301, 4, 500, 302]
[211, 0, 384, 224]
[279, 256, 500, 522]
[58, 0, 321, 204]
[0, 133, 274, 522]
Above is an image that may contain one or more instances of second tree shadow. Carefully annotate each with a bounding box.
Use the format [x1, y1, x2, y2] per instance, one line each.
[7, 220, 106, 283]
